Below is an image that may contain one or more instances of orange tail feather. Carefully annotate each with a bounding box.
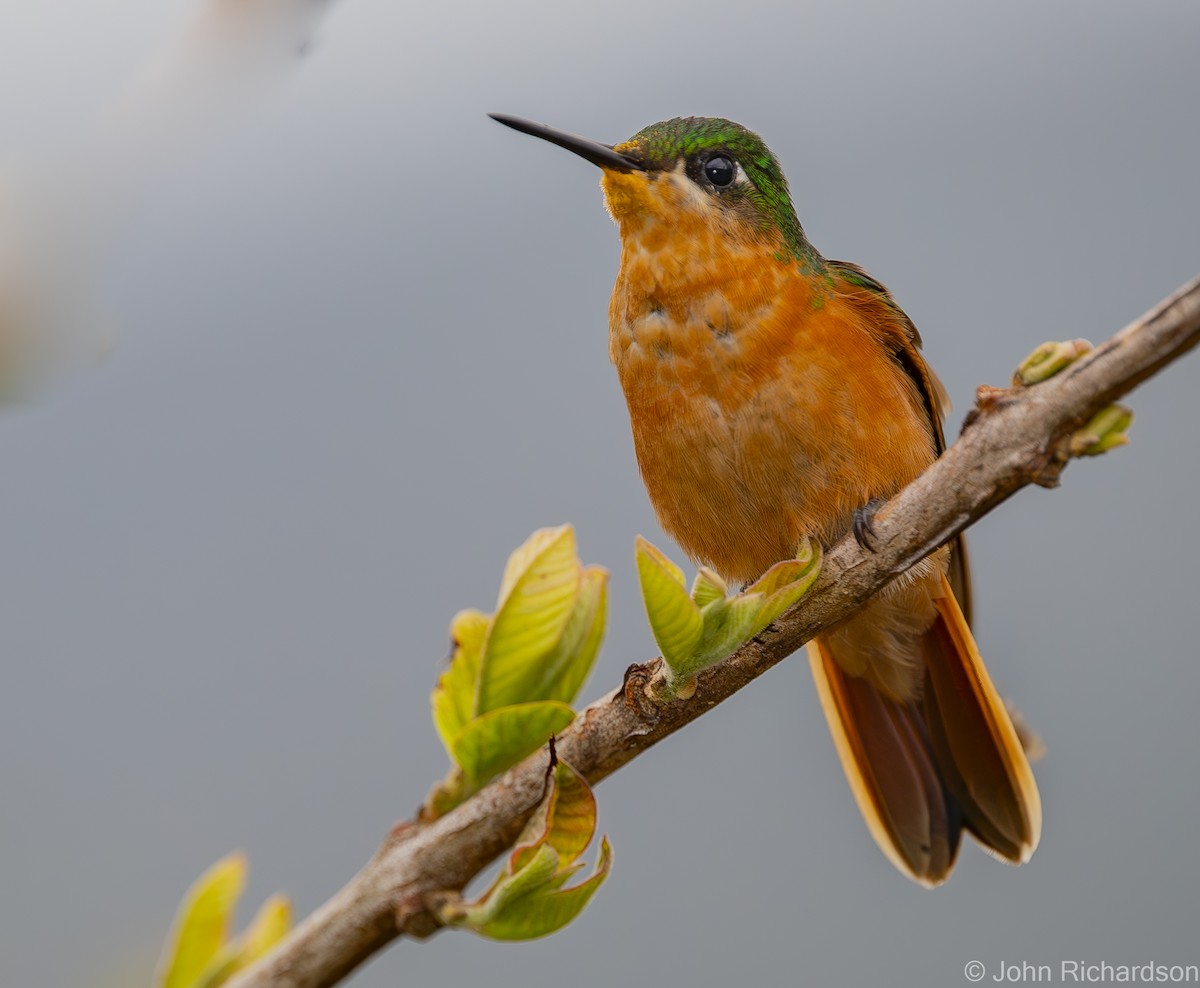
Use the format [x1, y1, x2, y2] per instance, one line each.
[808, 573, 1040, 885]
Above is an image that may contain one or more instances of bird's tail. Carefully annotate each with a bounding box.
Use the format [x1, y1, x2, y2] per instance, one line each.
[807, 572, 1040, 886]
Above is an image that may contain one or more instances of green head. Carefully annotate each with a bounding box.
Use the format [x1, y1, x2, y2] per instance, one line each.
[617, 117, 810, 253]
[490, 113, 820, 267]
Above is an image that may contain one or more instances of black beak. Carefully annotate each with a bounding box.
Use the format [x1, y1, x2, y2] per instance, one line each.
[489, 114, 643, 173]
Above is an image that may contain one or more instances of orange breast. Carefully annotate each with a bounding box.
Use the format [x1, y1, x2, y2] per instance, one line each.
[608, 229, 937, 585]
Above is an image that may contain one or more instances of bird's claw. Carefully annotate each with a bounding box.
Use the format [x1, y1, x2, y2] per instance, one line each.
[853, 498, 884, 550]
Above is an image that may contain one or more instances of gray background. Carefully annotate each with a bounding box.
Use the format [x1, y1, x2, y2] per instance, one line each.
[2, 2, 1198, 986]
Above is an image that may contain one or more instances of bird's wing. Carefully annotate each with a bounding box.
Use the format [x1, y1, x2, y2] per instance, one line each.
[827, 259, 972, 623]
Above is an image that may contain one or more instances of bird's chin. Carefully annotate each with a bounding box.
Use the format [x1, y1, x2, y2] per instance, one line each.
[595, 170, 643, 224]
[599, 168, 658, 226]
[601, 165, 723, 238]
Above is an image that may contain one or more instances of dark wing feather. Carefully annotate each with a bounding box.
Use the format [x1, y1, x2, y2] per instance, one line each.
[827, 259, 972, 625]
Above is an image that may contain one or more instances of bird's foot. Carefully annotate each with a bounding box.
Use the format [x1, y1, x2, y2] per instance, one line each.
[853, 498, 886, 550]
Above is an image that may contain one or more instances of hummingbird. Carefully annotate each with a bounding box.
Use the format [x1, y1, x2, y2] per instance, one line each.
[489, 112, 1040, 886]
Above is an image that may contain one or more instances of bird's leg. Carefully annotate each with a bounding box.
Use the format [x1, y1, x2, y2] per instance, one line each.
[852, 497, 886, 550]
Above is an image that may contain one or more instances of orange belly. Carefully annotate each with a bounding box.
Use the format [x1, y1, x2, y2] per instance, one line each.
[610, 258, 937, 586]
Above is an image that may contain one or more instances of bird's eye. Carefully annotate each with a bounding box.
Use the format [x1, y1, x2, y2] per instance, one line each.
[703, 155, 736, 188]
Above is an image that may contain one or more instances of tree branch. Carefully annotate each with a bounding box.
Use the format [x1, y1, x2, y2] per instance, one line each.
[224, 275, 1200, 988]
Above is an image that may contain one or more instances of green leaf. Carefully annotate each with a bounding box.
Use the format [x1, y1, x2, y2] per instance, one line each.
[232, 893, 291, 968]
[425, 527, 613, 821]
[435, 756, 613, 941]
[471, 837, 612, 941]
[488, 843, 561, 918]
[431, 609, 489, 756]
[190, 948, 239, 988]
[517, 564, 608, 706]
[511, 757, 598, 872]
[157, 854, 246, 988]
[690, 567, 727, 608]
[477, 526, 582, 712]
[747, 538, 822, 627]
[450, 702, 576, 791]
[693, 593, 766, 669]
[635, 535, 703, 671]
[639, 538, 823, 687]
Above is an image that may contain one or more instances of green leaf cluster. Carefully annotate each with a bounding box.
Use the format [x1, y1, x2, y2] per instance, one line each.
[433, 756, 612, 940]
[156, 854, 290, 988]
[1012, 339, 1133, 456]
[425, 526, 607, 817]
[635, 535, 821, 694]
